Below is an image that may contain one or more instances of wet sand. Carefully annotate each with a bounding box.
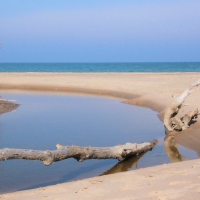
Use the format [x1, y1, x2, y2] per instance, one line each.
[0, 73, 200, 199]
[0, 99, 18, 114]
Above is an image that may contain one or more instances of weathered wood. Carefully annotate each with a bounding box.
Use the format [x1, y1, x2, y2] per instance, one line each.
[164, 79, 200, 132]
[0, 140, 158, 166]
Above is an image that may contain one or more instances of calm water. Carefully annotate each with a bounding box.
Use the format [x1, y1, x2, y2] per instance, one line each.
[0, 62, 200, 72]
[0, 93, 198, 194]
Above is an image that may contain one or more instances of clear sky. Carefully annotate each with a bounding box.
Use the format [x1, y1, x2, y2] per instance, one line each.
[0, 0, 200, 62]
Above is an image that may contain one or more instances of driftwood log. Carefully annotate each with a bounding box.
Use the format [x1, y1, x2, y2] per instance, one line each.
[164, 79, 200, 133]
[0, 140, 157, 166]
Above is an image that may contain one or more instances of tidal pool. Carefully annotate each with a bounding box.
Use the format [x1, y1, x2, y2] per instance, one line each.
[0, 92, 198, 194]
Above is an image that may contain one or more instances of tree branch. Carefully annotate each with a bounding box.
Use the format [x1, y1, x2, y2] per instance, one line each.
[0, 140, 158, 166]
[164, 79, 200, 132]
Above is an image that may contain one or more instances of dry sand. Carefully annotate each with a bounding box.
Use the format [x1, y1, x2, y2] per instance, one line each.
[0, 73, 200, 199]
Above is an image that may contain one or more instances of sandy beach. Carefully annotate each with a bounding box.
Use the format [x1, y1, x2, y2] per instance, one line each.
[1, 73, 200, 199]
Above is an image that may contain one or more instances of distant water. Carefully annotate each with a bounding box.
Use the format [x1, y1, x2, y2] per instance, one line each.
[0, 62, 200, 72]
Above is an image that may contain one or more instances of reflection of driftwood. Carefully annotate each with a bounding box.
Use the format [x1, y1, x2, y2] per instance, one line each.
[0, 99, 18, 114]
[0, 140, 157, 166]
[164, 79, 200, 133]
[100, 152, 145, 176]
[164, 135, 183, 163]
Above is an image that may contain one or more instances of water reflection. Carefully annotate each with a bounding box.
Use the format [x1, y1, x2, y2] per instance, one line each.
[100, 153, 145, 176]
[164, 130, 199, 163]
[164, 134, 183, 163]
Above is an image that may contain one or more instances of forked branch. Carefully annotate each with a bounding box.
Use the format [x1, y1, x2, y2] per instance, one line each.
[164, 79, 200, 132]
[176, 79, 200, 104]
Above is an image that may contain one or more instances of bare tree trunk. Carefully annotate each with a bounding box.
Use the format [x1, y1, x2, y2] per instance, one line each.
[0, 140, 157, 166]
[164, 79, 200, 133]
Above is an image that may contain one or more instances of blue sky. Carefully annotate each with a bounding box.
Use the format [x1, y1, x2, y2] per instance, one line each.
[0, 0, 200, 62]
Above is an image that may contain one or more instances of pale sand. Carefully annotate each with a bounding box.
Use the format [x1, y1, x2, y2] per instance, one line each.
[1, 72, 200, 199]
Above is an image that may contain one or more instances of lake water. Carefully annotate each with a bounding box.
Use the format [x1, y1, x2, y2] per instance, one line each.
[0, 93, 198, 194]
[0, 62, 200, 72]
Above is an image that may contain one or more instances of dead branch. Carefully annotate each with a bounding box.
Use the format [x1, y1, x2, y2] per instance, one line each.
[0, 140, 158, 166]
[164, 79, 200, 132]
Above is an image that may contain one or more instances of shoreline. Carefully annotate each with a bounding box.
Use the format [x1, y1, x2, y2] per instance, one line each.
[2, 159, 200, 199]
[1, 73, 200, 199]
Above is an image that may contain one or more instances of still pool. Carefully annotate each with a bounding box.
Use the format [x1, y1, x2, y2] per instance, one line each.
[0, 92, 198, 194]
